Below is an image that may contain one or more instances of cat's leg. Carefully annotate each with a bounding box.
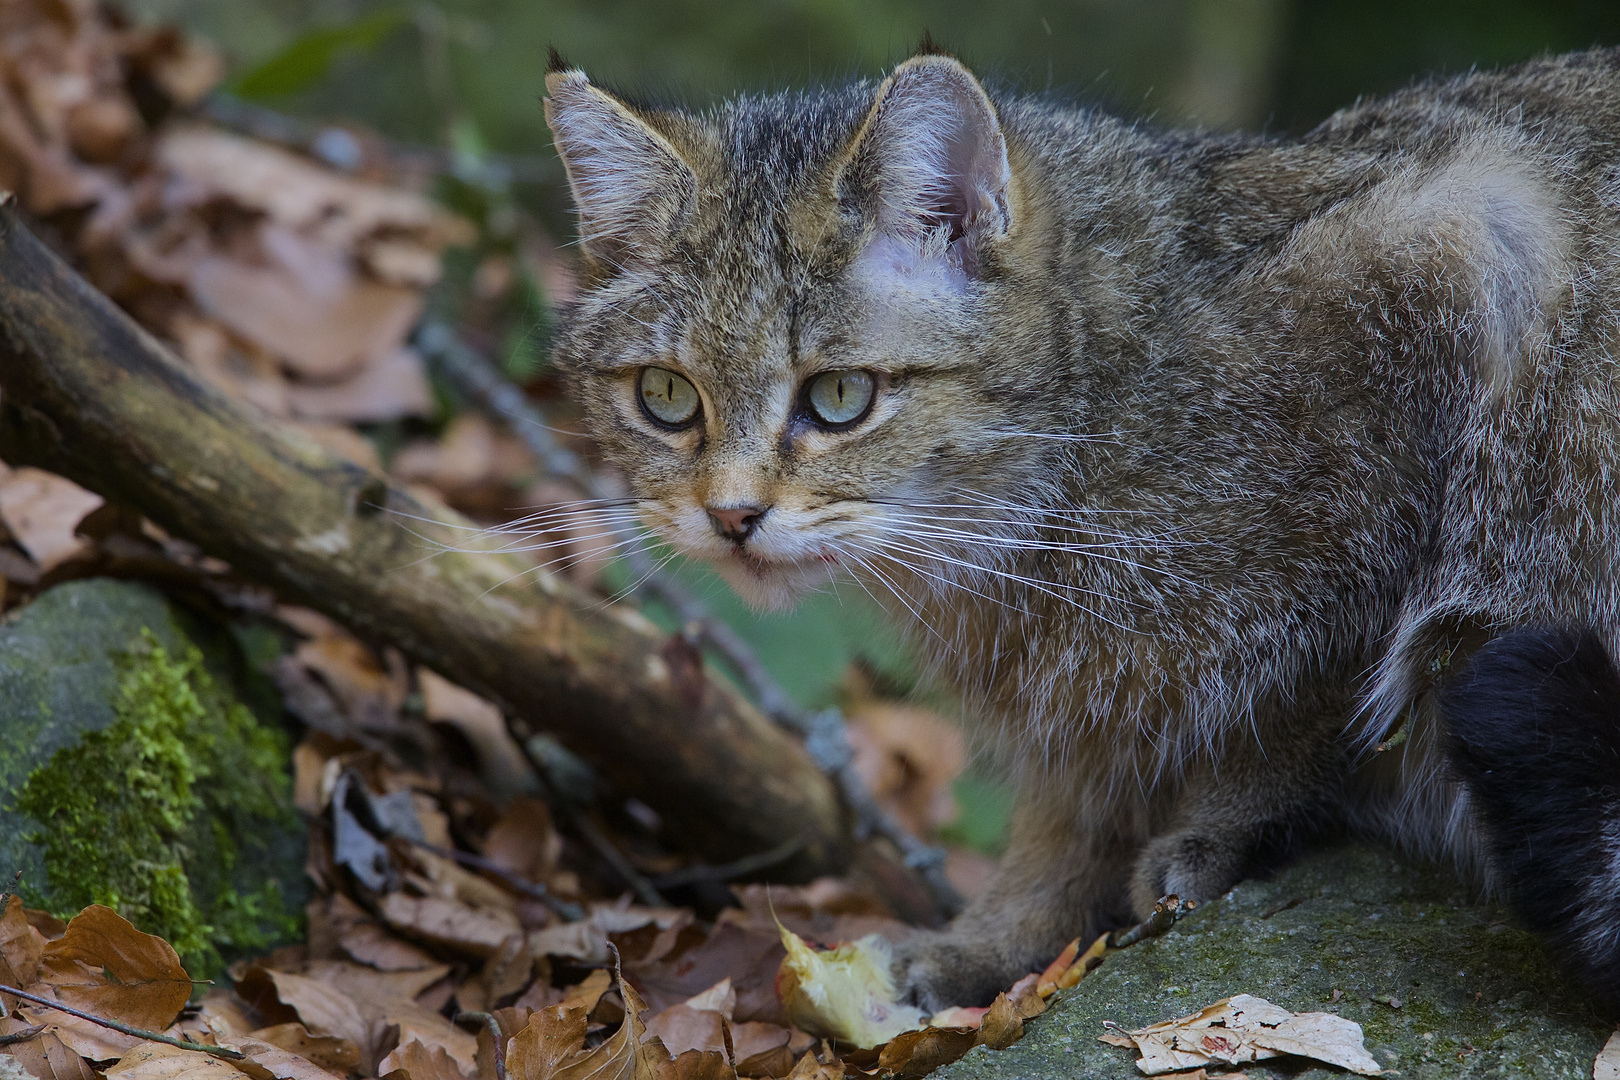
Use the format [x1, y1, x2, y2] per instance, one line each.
[894, 766, 1148, 1011]
[1128, 706, 1350, 917]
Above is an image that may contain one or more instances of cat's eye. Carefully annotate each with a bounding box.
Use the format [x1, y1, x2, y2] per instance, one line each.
[805, 369, 876, 428]
[638, 366, 701, 428]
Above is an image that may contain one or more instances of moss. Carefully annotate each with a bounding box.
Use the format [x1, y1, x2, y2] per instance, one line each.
[14, 630, 300, 976]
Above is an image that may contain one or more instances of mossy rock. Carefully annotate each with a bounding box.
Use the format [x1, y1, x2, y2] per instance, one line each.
[0, 578, 305, 977]
[941, 844, 1613, 1079]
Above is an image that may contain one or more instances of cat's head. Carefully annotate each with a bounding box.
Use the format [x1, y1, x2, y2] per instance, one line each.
[546, 50, 1063, 610]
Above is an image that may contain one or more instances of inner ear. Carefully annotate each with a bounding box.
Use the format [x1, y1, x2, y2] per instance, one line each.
[544, 68, 698, 272]
[838, 55, 1012, 276]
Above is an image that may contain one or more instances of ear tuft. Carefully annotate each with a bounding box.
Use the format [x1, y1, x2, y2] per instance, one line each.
[544, 72, 697, 272]
[546, 46, 573, 74]
[842, 55, 1011, 280]
[913, 30, 950, 58]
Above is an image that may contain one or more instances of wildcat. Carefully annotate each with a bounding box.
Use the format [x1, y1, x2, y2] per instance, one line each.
[543, 41, 1620, 1009]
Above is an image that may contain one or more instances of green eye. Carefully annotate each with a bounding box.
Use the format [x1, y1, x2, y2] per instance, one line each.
[638, 366, 701, 427]
[806, 369, 876, 427]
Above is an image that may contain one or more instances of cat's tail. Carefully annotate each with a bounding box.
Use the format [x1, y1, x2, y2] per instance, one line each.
[1440, 625, 1620, 1001]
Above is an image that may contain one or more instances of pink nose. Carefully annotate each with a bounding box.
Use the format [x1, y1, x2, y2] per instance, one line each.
[707, 504, 768, 542]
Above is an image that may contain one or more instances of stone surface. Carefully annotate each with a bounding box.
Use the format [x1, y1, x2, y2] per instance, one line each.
[941, 844, 1613, 1079]
[0, 578, 305, 974]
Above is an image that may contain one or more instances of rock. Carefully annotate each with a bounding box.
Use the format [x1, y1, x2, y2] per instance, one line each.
[940, 844, 1612, 1079]
[0, 578, 306, 976]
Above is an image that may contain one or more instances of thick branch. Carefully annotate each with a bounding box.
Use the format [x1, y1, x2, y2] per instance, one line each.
[0, 199, 849, 876]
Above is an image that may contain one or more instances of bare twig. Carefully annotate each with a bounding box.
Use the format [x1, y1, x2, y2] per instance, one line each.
[651, 833, 807, 890]
[415, 319, 965, 917]
[411, 840, 585, 921]
[0, 985, 245, 1062]
[0, 1025, 43, 1045]
[455, 1012, 507, 1080]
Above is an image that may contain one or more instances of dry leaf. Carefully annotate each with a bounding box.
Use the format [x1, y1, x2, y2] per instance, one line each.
[381, 1002, 477, 1074]
[417, 671, 534, 801]
[875, 1026, 979, 1080]
[774, 928, 924, 1049]
[1597, 1025, 1620, 1080]
[642, 1006, 725, 1058]
[377, 1039, 469, 1080]
[2, 898, 47, 990]
[245, 1026, 360, 1074]
[378, 894, 521, 959]
[482, 798, 562, 893]
[338, 919, 438, 974]
[0, 1015, 95, 1080]
[188, 250, 423, 382]
[651, 1049, 733, 1080]
[235, 968, 372, 1055]
[37, 906, 191, 1031]
[1105, 994, 1382, 1076]
[504, 1005, 588, 1080]
[217, 1038, 347, 1080]
[105, 1044, 247, 1080]
[549, 971, 664, 1080]
[843, 704, 964, 837]
[0, 467, 103, 571]
[284, 347, 433, 424]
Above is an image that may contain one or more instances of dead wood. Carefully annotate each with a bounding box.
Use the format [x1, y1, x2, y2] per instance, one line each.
[0, 198, 850, 876]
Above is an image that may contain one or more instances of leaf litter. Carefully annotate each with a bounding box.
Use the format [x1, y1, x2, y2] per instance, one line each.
[0, 2, 1547, 1079]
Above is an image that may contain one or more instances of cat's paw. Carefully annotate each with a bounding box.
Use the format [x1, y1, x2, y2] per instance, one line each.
[1128, 830, 1248, 917]
[891, 928, 1045, 1012]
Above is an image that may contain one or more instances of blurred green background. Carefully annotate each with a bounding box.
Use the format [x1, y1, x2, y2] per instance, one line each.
[125, 0, 1620, 851]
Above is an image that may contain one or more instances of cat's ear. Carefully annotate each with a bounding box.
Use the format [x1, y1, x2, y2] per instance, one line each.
[839, 55, 1012, 278]
[544, 64, 696, 270]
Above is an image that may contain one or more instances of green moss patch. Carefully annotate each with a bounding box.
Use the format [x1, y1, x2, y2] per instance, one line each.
[14, 628, 300, 977]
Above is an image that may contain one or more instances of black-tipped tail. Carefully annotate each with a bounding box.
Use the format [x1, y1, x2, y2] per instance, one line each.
[1441, 626, 1620, 1002]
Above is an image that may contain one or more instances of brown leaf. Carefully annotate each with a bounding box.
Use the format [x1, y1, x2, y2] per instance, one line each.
[339, 921, 438, 974]
[0, 1015, 95, 1080]
[642, 1006, 725, 1057]
[548, 967, 663, 1080]
[187, 249, 422, 383]
[299, 959, 454, 1010]
[417, 672, 534, 802]
[377, 1039, 470, 1080]
[245, 1026, 360, 1074]
[875, 1026, 979, 1079]
[104, 1044, 247, 1080]
[461, 935, 532, 1015]
[0, 467, 103, 572]
[233, 969, 371, 1057]
[975, 995, 1023, 1052]
[560, 970, 612, 1016]
[38, 906, 191, 1031]
[726, 1024, 788, 1065]
[652, 1049, 734, 1080]
[504, 1005, 587, 1080]
[381, 1002, 477, 1074]
[378, 895, 521, 959]
[732, 1044, 794, 1079]
[217, 1038, 347, 1080]
[843, 704, 964, 837]
[284, 347, 433, 424]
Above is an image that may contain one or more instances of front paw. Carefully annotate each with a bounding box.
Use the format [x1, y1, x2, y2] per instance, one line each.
[891, 929, 1045, 1012]
[1129, 830, 1248, 918]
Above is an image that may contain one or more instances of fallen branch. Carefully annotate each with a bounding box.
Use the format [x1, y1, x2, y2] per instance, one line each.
[0, 198, 849, 876]
[0, 984, 245, 1062]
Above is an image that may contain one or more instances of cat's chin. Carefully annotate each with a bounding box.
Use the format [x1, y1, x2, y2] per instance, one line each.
[708, 554, 829, 612]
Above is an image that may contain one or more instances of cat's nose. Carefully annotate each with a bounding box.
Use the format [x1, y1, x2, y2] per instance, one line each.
[707, 503, 769, 543]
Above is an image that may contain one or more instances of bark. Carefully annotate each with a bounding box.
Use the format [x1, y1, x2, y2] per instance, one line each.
[0, 198, 849, 877]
